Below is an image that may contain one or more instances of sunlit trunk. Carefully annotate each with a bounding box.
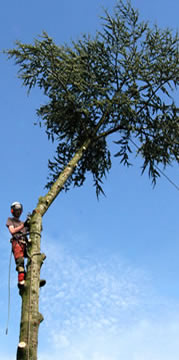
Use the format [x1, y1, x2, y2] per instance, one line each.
[16, 139, 91, 360]
[16, 212, 45, 360]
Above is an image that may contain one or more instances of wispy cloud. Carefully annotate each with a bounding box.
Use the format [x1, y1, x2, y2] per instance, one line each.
[40, 237, 149, 333]
[38, 234, 176, 360]
[2, 232, 179, 360]
[38, 317, 179, 360]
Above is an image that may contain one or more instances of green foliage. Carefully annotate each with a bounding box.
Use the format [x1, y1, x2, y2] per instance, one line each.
[6, 0, 179, 195]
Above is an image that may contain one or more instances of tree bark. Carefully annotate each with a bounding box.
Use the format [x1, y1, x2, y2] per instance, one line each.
[16, 138, 92, 360]
[17, 212, 45, 360]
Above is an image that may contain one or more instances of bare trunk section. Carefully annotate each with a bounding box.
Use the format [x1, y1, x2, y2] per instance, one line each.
[16, 112, 109, 359]
[16, 138, 92, 360]
[16, 211, 45, 360]
[36, 138, 92, 216]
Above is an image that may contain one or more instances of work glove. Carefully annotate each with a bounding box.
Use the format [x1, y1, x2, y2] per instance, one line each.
[24, 213, 31, 230]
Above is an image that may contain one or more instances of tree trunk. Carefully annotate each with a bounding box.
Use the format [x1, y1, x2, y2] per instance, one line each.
[16, 211, 45, 360]
[16, 138, 92, 360]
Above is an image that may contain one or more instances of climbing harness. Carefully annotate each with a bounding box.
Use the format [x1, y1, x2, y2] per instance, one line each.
[5, 231, 32, 336]
[8, 225, 44, 358]
[6, 249, 13, 335]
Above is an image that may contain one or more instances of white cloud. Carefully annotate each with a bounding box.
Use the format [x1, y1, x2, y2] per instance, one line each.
[37, 236, 179, 360]
[39, 316, 179, 360]
[40, 237, 149, 337]
[2, 233, 178, 360]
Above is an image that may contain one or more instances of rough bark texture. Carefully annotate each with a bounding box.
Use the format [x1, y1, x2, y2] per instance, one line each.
[36, 139, 91, 216]
[17, 212, 45, 360]
[16, 139, 91, 360]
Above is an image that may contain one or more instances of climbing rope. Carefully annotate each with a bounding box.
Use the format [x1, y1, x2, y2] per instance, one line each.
[6, 249, 12, 335]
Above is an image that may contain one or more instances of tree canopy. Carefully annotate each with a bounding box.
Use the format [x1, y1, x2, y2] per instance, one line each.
[6, 0, 179, 196]
[4, 1, 179, 359]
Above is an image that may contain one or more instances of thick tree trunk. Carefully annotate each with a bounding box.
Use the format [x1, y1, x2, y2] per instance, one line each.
[16, 212, 45, 360]
[16, 138, 92, 360]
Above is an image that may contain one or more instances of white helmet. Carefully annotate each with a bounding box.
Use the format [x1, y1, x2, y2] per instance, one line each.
[11, 202, 23, 215]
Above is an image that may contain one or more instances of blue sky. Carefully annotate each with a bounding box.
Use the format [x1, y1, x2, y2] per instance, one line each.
[0, 1, 178, 359]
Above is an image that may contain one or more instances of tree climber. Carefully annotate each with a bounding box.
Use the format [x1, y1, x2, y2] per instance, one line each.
[6, 202, 30, 287]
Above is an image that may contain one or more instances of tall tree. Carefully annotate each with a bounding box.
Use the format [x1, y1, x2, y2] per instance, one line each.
[5, 1, 179, 359]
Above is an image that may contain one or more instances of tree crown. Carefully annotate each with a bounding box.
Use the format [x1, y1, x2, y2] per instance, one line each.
[6, 0, 179, 196]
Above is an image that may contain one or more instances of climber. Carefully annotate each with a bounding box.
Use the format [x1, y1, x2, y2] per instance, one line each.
[6, 202, 30, 287]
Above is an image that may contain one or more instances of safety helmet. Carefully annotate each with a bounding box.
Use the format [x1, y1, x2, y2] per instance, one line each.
[11, 202, 23, 215]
